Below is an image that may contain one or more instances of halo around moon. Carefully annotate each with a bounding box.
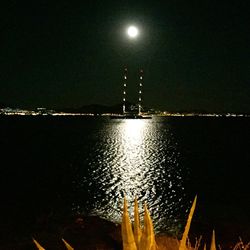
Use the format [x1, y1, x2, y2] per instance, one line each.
[127, 26, 139, 38]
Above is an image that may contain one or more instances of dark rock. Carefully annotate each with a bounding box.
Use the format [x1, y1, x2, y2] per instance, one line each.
[61, 216, 122, 249]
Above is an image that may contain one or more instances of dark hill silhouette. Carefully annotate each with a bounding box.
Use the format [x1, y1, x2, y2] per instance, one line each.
[59, 102, 147, 114]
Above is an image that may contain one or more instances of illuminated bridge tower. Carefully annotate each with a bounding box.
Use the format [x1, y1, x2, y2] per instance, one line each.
[138, 69, 143, 115]
[123, 67, 128, 114]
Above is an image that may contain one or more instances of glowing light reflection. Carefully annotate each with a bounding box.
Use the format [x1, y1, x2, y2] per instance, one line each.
[74, 118, 186, 234]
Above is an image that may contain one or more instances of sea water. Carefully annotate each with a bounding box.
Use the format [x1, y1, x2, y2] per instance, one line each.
[0, 116, 249, 243]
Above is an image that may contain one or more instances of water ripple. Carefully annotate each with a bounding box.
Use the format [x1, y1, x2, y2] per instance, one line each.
[73, 118, 187, 234]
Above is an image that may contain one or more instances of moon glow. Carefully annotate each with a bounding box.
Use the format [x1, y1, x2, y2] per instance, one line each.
[127, 26, 139, 38]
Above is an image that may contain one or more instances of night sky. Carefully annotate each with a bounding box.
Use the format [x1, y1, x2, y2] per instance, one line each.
[1, 1, 250, 112]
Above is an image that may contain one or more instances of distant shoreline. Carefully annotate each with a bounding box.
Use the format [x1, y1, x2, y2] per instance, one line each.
[1, 110, 250, 118]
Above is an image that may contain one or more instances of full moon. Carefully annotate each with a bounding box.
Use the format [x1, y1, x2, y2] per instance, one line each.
[127, 26, 139, 38]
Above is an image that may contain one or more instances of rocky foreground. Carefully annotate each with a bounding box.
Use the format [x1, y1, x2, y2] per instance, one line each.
[0, 215, 249, 249]
[0, 197, 248, 249]
[0, 216, 179, 250]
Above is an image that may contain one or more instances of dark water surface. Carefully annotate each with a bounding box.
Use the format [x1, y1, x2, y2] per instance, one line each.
[0, 116, 249, 244]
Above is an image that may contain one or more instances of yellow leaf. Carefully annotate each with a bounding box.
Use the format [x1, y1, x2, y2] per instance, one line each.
[122, 197, 137, 250]
[33, 238, 46, 250]
[139, 203, 157, 250]
[62, 238, 74, 250]
[134, 197, 142, 249]
[210, 230, 216, 250]
[179, 195, 197, 250]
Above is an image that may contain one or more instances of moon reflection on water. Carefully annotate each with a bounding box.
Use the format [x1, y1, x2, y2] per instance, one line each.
[73, 118, 187, 234]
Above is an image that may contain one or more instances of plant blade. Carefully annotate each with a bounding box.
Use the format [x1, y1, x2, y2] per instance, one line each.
[122, 197, 137, 250]
[210, 230, 216, 250]
[62, 238, 74, 250]
[134, 197, 142, 249]
[33, 238, 46, 250]
[179, 195, 197, 250]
